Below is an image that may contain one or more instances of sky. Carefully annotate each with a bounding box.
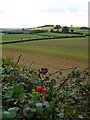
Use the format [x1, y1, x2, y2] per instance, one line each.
[0, 0, 89, 28]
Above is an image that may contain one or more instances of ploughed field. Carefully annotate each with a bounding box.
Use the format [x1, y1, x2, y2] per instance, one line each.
[2, 34, 88, 72]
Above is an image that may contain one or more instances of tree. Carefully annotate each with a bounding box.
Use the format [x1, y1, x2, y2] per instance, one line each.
[70, 29, 74, 33]
[71, 25, 73, 27]
[50, 29, 54, 32]
[54, 25, 61, 29]
[62, 26, 69, 33]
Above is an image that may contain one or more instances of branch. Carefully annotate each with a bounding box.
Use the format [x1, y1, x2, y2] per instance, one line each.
[80, 67, 90, 73]
[14, 54, 22, 67]
[28, 61, 34, 71]
[48, 66, 79, 77]
[42, 66, 78, 82]
[59, 76, 69, 87]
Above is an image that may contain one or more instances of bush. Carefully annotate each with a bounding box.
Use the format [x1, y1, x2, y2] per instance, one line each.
[1, 57, 90, 120]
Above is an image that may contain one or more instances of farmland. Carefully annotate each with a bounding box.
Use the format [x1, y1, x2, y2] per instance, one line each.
[2, 37, 88, 58]
[1, 26, 88, 72]
[2, 33, 47, 42]
[2, 35, 88, 72]
[2, 32, 84, 43]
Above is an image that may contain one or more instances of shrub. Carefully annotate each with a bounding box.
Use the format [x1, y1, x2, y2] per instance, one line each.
[1, 57, 90, 120]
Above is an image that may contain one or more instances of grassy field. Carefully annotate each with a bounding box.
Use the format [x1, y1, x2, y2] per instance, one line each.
[2, 37, 88, 72]
[37, 32, 83, 36]
[30, 26, 89, 34]
[2, 32, 85, 42]
[2, 33, 47, 42]
[2, 37, 88, 58]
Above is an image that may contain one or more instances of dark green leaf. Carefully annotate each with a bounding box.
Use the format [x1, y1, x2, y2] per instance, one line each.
[2, 107, 19, 119]
[36, 103, 43, 114]
[4, 91, 13, 98]
[13, 83, 24, 95]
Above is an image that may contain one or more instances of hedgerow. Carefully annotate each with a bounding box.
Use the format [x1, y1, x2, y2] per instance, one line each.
[1, 56, 90, 120]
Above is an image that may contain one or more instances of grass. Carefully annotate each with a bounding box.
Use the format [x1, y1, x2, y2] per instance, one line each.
[2, 34, 48, 42]
[2, 37, 88, 59]
[2, 32, 85, 42]
[1, 27, 88, 72]
[2, 37, 88, 71]
[37, 32, 83, 36]
[31, 26, 88, 35]
[29, 26, 53, 31]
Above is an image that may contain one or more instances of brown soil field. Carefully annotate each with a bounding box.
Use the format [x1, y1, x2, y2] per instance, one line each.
[2, 48, 88, 74]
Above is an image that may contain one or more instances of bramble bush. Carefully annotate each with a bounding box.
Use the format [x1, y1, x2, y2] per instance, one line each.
[1, 56, 90, 120]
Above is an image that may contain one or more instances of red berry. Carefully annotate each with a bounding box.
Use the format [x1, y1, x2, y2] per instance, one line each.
[71, 100, 76, 104]
[42, 88, 47, 93]
[36, 86, 43, 92]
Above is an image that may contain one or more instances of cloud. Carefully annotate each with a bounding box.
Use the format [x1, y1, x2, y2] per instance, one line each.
[0, 0, 89, 28]
[0, 0, 12, 13]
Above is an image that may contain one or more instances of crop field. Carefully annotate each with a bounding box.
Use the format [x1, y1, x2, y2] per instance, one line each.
[2, 36, 88, 72]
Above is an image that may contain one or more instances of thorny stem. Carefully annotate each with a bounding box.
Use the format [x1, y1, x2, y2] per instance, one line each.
[48, 66, 79, 76]
[43, 66, 78, 81]
[14, 54, 22, 67]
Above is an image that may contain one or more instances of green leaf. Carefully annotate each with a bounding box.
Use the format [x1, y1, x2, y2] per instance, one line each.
[68, 73, 73, 78]
[59, 71, 63, 76]
[19, 92, 27, 101]
[65, 106, 75, 116]
[6, 66, 13, 73]
[57, 112, 64, 118]
[2, 111, 14, 119]
[8, 107, 19, 112]
[36, 103, 43, 114]
[39, 80, 43, 86]
[45, 101, 55, 114]
[2, 107, 19, 119]
[13, 83, 24, 95]
[23, 106, 36, 118]
[4, 91, 13, 98]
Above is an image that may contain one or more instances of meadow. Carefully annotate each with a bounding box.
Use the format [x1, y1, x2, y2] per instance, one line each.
[2, 33, 47, 42]
[2, 31, 85, 42]
[37, 32, 83, 37]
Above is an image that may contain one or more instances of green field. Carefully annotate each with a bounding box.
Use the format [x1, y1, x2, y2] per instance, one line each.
[2, 32, 85, 42]
[30, 26, 89, 35]
[2, 34, 47, 42]
[2, 27, 88, 70]
[37, 32, 83, 37]
[2, 37, 88, 59]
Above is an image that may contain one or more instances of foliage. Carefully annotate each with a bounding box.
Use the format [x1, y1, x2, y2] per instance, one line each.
[62, 26, 69, 33]
[1, 57, 90, 120]
[80, 27, 90, 30]
[54, 25, 61, 30]
[70, 29, 74, 33]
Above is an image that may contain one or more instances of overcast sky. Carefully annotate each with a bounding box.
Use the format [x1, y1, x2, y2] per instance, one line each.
[0, 0, 89, 28]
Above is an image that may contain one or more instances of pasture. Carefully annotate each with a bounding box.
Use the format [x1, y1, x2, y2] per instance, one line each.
[2, 37, 88, 72]
[2, 34, 46, 42]
[37, 32, 83, 36]
[2, 32, 85, 42]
